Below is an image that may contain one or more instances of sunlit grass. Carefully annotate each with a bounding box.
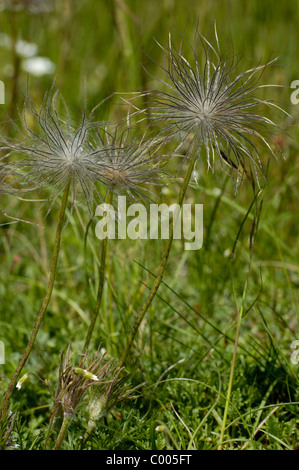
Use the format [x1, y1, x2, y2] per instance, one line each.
[0, 0, 298, 450]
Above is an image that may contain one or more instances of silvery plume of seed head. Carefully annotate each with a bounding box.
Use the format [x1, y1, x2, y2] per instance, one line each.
[0, 156, 24, 224]
[147, 25, 287, 186]
[0, 157, 9, 207]
[0, 157, 8, 189]
[1, 86, 167, 216]
[1, 87, 111, 216]
[90, 123, 169, 203]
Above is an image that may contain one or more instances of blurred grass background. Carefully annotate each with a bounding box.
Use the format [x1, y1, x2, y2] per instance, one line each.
[0, 0, 298, 450]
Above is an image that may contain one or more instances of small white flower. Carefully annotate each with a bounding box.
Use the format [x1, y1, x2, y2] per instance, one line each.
[16, 373, 30, 390]
[22, 57, 55, 76]
[0, 33, 38, 58]
[74, 368, 99, 381]
[16, 40, 38, 58]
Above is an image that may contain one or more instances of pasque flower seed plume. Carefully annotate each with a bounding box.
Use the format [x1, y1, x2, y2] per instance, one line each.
[3, 87, 168, 214]
[149, 26, 285, 185]
[89, 123, 168, 202]
[3, 87, 111, 215]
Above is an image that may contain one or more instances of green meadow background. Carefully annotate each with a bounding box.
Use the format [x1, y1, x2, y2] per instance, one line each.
[0, 0, 298, 450]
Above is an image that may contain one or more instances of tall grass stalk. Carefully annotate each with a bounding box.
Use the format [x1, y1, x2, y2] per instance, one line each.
[0, 181, 71, 422]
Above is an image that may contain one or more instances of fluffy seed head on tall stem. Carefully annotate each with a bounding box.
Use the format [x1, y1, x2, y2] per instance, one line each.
[149, 25, 286, 186]
[2, 86, 111, 216]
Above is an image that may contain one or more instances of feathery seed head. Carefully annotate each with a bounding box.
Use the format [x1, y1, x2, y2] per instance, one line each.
[3, 87, 168, 215]
[150, 26, 285, 185]
[3, 87, 109, 215]
[0, 157, 23, 224]
[92, 125, 168, 202]
[0, 156, 11, 191]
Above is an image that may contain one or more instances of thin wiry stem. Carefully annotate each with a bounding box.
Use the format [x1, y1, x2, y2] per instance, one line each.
[0, 180, 71, 422]
[119, 149, 196, 367]
[82, 189, 113, 354]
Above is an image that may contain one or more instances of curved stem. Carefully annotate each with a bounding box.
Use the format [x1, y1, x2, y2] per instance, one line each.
[82, 190, 113, 354]
[119, 154, 196, 367]
[53, 414, 71, 450]
[1, 181, 70, 422]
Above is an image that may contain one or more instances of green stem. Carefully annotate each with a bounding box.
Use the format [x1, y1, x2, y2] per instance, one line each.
[0, 181, 70, 422]
[53, 414, 71, 450]
[119, 154, 196, 367]
[82, 190, 113, 354]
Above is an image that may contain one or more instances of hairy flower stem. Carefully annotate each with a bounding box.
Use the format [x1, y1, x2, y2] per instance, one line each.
[0, 181, 71, 422]
[43, 402, 61, 450]
[119, 152, 196, 367]
[82, 190, 113, 354]
[53, 414, 71, 450]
